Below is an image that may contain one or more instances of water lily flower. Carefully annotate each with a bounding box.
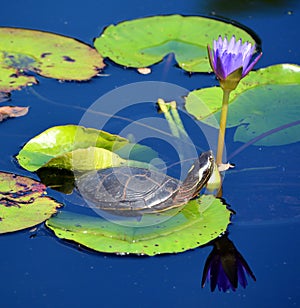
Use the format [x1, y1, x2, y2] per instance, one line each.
[201, 235, 256, 292]
[207, 35, 262, 91]
[207, 35, 262, 165]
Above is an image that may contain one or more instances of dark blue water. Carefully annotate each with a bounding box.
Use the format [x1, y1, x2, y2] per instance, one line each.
[1, 1, 299, 307]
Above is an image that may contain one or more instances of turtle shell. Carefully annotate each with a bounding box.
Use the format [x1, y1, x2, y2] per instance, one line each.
[76, 166, 181, 214]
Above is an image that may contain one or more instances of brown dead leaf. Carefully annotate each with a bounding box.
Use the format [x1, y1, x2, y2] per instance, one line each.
[0, 106, 29, 122]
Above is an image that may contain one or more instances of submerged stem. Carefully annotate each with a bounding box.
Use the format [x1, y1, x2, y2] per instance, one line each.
[169, 101, 188, 138]
[157, 98, 180, 138]
[216, 90, 231, 165]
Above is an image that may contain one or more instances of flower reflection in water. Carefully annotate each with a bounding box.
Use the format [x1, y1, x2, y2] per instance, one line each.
[201, 233, 256, 292]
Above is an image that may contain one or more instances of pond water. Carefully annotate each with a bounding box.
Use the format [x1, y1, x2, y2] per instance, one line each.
[0, 0, 299, 307]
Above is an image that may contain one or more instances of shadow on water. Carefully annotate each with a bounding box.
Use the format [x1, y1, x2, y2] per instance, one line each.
[203, 0, 297, 14]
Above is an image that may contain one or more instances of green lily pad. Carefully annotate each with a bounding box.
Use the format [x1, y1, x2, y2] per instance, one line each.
[16, 125, 157, 172]
[186, 64, 300, 121]
[0, 55, 37, 92]
[0, 171, 62, 234]
[43, 147, 126, 171]
[185, 64, 300, 146]
[16, 125, 129, 171]
[0, 27, 105, 92]
[42, 147, 153, 172]
[228, 84, 300, 146]
[46, 195, 231, 256]
[94, 15, 256, 72]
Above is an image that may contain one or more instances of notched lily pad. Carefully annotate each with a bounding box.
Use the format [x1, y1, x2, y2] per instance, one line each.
[228, 84, 300, 146]
[0, 27, 105, 92]
[186, 64, 300, 122]
[46, 195, 231, 256]
[0, 171, 62, 234]
[94, 14, 256, 72]
[185, 64, 300, 146]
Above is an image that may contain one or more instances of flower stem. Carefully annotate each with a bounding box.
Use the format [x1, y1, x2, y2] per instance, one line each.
[216, 89, 231, 165]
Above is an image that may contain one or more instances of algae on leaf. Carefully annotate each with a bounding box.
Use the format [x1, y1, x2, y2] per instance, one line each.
[0, 53, 38, 92]
[94, 15, 256, 72]
[0, 27, 105, 92]
[0, 172, 62, 234]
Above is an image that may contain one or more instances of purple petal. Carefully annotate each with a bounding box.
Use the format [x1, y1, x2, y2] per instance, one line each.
[217, 263, 236, 292]
[242, 52, 263, 77]
[242, 51, 253, 70]
[220, 52, 243, 78]
[249, 44, 256, 55]
[215, 53, 226, 79]
[213, 39, 218, 52]
[229, 53, 244, 75]
[216, 36, 223, 51]
[210, 257, 220, 291]
[201, 251, 215, 288]
[220, 51, 231, 77]
[232, 38, 242, 54]
[209, 35, 262, 81]
[236, 252, 257, 282]
[242, 44, 254, 60]
[222, 36, 228, 50]
[241, 42, 252, 55]
[237, 262, 248, 288]
[216, 36, 228, 55]
[207, 44, 215, 70]
[228, 35, 236, 51]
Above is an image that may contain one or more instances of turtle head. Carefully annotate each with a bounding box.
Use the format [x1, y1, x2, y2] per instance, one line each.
[176, 151, 214, 201]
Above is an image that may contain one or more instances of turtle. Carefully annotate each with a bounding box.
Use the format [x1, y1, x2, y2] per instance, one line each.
[76, 150, 214, 216]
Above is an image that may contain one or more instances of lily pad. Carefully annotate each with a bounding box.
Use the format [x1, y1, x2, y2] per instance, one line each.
[228, 84, 300, 146]
[94, 15, 256, 72]
[42, 147, 152, 172]
[185, 64, 300, 146]
[16, 125, 157, 172]
[0, 27, 105, 92]
[46, 195, 231, 256]
[44, 147, 128, 171]
[186, 64, 300, 121]
[0, 171, 62, 234]
[0, 55, 38, 92]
